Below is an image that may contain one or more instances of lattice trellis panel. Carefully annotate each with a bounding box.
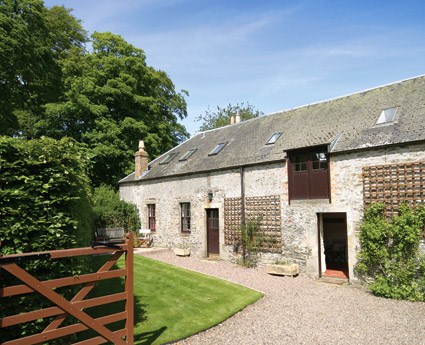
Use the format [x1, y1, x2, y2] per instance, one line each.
[363, 161, 425, 217]
[224, 195, 282, 252]
[224, 197, 242, 245]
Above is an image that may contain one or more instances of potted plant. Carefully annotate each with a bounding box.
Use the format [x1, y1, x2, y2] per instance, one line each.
[174, 242, 190, 256]
[267, 259, 299, 277]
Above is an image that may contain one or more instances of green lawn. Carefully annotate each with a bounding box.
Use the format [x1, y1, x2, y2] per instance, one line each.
[85, 254, 263, 344]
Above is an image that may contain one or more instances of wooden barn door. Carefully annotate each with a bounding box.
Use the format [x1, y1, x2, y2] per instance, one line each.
[206, 209, 220, 256]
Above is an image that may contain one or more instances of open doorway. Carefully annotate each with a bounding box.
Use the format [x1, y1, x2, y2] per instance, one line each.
[318, 213, 348, 279]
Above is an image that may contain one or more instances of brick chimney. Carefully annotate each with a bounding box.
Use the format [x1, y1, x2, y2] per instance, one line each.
[134, 140, 149, 179]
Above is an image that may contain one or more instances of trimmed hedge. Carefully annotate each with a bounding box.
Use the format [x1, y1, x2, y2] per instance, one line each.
[0, 136, 94, 342]
[0, 136, 93, 254]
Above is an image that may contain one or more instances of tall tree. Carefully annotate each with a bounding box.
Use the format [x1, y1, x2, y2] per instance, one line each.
[41, 32, 188, 186]
[196, 102, 263, 131]
[0, 0, 87, 136]
[1, 1, 188, 186]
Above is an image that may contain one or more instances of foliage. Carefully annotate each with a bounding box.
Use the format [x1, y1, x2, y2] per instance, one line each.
[196, 102, 263, 131]
[234, 218, 264, 267]
[85, 255, 262, 345]
[40, 31, 189, 186]
[0, 136, 94, 341]
[0, 0, 87, 136]
[1, 1, 189, 186]
[92, 184, 140, 233]
[355, 203, 425, 301]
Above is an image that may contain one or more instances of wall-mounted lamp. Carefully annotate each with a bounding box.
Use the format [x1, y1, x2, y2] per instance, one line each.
[208, 191, 213, 202]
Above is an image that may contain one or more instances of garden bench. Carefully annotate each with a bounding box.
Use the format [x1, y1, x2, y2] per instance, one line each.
[95, 227, 126, 244]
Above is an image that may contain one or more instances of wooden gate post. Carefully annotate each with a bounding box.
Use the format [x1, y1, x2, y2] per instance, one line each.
[125, 231, 134, 344]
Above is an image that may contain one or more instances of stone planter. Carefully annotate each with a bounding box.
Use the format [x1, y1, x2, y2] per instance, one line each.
[267, 263, 299, 277]
[174, 248, 190, 256]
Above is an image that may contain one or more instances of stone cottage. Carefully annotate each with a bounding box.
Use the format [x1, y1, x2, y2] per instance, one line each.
[119, 75, 425, 281]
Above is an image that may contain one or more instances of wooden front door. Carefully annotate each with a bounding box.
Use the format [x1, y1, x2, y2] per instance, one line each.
[206, 209, 219, 255]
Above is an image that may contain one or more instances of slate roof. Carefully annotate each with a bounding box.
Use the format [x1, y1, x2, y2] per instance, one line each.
[120, 75, 425, 183]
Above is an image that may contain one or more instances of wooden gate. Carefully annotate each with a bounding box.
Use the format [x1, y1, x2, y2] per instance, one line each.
[0, 232, 134, 345]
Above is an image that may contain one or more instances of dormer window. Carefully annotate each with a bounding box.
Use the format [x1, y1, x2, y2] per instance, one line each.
[179, 148, 197, 161]
[209, 142, 227, 156]
[159, 152, 178, 164]
[376, 107, 397, 124]
[266, 132, 282, 145]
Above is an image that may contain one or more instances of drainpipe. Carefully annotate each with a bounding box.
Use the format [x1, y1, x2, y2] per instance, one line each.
[240, 167, 245, 225]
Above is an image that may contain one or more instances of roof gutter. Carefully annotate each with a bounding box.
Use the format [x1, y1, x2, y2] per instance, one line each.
[119, 158, 287, 185]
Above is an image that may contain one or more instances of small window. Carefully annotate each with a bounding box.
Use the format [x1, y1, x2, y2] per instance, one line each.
[180, 202, 191, 232]
[160, 152, 178, 164]
[266, 132, 282, 145]
[208, 142, 227, 156]
[312, 152, 328, 170]
[179, 148, 197, 161]
[293, 153, 308, 172]
[376, 107, 397, 124]
[147, 204, 156, 231]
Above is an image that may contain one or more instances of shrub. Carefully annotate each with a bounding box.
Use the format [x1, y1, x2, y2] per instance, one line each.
[92, 184, 140, 233]
[355, 203, 425, 301]
[234, 218, 264, 267]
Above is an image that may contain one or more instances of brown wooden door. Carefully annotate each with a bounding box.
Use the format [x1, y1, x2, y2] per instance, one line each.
[206, 209, 219, 255]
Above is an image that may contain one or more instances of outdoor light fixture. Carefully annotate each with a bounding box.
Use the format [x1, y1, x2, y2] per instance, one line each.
[208, 191, 213, 202]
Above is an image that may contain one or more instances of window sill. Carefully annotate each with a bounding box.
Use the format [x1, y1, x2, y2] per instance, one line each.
[290, 199, 330, 205]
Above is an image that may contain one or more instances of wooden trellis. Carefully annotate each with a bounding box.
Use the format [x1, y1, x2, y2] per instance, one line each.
[224, 195, 282, 252]
[363, 161, 425, 217]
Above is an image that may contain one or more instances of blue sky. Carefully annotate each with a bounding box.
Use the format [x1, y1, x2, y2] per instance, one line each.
[44, 0, 425, 136]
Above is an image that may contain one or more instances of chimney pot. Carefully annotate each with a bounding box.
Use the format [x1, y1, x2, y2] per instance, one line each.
[235, 114, 241, 123]
[230, 116, 235, 125]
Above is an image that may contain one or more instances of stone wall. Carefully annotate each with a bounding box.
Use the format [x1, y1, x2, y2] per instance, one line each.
[120, 142, 425, 279]
[329, 142, 425, 279]
[120, 163, 286, 260]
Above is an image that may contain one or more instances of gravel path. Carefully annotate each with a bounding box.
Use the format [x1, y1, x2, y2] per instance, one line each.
[136, 249, 425, 345]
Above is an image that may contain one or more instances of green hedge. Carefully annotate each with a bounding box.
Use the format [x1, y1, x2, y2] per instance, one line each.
[0, 136, 93, 254]
[0, 136, 94, 342]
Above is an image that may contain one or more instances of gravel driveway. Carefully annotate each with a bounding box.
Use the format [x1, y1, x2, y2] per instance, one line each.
[136, 249, 425, 345]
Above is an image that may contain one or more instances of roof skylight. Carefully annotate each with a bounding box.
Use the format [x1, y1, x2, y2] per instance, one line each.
[159, 152, 178, 164]
[179, 148, 197, 161]
[266, 132, 282, 145]
[208, 142, 227, 156]
[376, 107, 397, 124]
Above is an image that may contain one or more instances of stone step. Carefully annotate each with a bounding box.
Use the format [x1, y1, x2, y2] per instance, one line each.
[318, 276, 348, 285]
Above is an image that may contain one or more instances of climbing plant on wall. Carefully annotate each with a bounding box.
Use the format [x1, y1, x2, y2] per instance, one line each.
[355, 203, 425, 301]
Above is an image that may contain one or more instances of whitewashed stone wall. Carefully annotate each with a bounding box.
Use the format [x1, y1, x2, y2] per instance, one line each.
[120, 142, 425, 280]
